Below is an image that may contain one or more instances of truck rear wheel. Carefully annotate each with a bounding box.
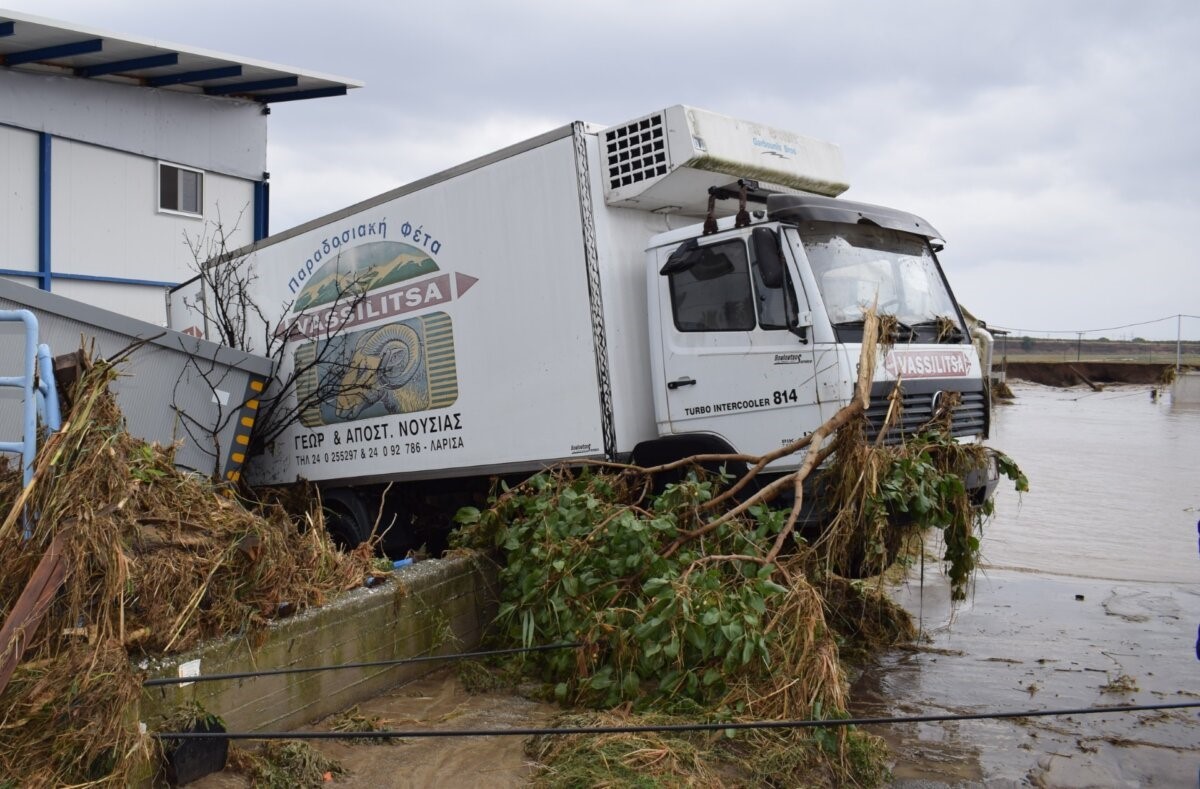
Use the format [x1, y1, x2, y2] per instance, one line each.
[321, 488, 372, 550]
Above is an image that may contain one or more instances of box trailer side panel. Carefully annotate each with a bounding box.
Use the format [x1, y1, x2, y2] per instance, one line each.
[238, 131, 606, 486]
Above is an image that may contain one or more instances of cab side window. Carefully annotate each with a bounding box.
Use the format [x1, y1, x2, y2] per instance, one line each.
[665, 239, 755, 332]
[750, 228, 797, 330]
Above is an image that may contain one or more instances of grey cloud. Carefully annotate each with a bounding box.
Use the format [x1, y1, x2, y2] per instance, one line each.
[17, 0, 1200, 338]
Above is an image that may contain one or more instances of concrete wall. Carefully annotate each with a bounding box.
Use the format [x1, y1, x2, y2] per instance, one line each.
[138, 556, 497, 734]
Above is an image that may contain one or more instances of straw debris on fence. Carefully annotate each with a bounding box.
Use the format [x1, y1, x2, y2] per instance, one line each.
[0, 355, 374, 787]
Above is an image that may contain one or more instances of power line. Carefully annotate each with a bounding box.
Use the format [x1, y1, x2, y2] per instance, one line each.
[991, 313, 1200, 337]
[156, 700, 1200, 740]
[142, 642, 582, 687]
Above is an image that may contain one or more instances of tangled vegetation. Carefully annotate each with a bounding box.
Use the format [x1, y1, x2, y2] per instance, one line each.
[226, 741, 345, 789]
[456, 443, 1023, 783]
[454, 312, 1027, 786]
[0, 357, 374, 787]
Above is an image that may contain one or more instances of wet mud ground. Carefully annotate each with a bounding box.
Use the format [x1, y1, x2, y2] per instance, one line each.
[852, 563, 1199, 787]
[191, 669, 557, 788]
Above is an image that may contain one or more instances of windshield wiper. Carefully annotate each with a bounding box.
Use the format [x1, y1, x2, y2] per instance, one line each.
[832, 318, 918, 341]
[890, 319, 918, 341]
[911, 318, 965, 343]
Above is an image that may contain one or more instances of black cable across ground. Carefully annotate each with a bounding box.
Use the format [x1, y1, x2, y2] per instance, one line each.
[142, 642, 583, 687]
[157, 700, 1200, 739]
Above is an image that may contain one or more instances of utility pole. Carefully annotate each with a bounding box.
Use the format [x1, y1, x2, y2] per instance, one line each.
[1177, 314, 1182, 372]
[1076, 332, 1082, 362]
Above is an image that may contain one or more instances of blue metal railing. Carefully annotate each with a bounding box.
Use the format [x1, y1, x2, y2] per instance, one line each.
[0, 310, 62, 488]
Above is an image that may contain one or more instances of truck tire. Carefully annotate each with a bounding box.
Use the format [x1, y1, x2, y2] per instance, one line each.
[321, 488, 372, 550]
[630, 435, 748, 492]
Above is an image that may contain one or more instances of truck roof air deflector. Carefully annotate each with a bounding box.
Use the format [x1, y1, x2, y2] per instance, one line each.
[767, 193, 943, 241]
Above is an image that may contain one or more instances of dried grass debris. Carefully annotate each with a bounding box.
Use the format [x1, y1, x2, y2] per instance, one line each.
[0, 356, 374, 786]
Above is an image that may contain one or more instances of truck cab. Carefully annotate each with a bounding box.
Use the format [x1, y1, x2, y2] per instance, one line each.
[644, 192, 990, 480]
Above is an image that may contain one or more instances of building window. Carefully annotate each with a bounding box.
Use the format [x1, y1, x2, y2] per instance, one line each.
[159, 162, 204, 216]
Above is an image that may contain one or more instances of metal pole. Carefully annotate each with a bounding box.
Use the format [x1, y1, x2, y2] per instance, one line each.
[1001, 333, 1008, 381]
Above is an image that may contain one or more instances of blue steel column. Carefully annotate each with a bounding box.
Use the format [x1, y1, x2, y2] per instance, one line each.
[253, 178, 269, 241]
[37, 133, 51, 291]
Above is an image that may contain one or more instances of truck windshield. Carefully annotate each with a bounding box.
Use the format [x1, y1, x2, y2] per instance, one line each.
[797, 221, 964, 343]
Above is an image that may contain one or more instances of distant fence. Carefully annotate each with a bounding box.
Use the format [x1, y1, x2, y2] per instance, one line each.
[993, 339, 1200, 367]
[990, 314, 1200, 367]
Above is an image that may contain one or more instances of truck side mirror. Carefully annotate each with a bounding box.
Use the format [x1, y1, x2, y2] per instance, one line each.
[752, 228, 784, 288]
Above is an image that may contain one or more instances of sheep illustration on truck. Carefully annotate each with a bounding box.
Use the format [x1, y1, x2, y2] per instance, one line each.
[169, 105, 997, 548]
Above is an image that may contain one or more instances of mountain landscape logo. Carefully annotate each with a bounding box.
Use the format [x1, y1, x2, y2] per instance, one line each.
[291, 241, 474, 426]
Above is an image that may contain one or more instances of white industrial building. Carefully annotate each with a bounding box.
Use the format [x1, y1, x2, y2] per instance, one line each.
[0, 9, 360, 323]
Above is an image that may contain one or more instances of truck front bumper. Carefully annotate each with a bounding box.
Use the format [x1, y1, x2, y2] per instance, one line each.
[966, 450, 1001, 507]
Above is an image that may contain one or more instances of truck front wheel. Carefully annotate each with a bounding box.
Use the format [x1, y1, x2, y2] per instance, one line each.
[630, 435, 748, 493]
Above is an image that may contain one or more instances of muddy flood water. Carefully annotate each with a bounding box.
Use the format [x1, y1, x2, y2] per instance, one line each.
[853, 382, 1200, 787]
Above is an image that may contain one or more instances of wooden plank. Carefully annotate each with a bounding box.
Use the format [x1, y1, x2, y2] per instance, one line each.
[0, 532, 68, 697]
[1067, 364, 1104, 392]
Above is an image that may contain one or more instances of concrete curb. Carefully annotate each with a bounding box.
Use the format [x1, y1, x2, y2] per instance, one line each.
[139, 554, 497, 733]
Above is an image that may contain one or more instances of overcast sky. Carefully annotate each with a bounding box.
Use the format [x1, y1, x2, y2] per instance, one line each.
[16, 1, 1200, 339]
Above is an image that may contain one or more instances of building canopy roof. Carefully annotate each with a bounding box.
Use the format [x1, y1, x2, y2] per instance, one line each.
[0, 9, 362, 103]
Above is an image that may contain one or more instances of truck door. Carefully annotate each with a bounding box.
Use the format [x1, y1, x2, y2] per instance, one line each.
[653, 227, 826, 466]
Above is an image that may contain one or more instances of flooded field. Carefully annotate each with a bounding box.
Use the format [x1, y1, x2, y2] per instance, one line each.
[855, 382, 1200, 786]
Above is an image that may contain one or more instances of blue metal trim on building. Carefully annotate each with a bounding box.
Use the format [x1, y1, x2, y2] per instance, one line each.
[253, 180, 269, 241]
[48, 271, 179, 288]
[205, 76, 297, 96]
[259, 86, 348, 103]
[5, 37, 103, 66]
[0, 269, 178, 289]
[146, 65, 242, 88]
[37, 132, 51, 292]
[0, 14, 359, 101]
[76, 52, 177, 78]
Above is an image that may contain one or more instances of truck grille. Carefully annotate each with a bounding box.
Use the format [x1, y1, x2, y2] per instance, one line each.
[863, 382, 988, 444]
[604, 112, 667, 190]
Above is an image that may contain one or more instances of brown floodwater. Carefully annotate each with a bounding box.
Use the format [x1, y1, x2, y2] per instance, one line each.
[853, 382, 1200, 787]
[985, 382, 1198, 584]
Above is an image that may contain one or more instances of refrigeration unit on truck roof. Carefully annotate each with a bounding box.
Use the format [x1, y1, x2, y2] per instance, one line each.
[600, 105, 849, 215]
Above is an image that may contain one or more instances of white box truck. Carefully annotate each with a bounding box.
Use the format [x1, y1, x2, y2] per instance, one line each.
[168, 105, 994, 548]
